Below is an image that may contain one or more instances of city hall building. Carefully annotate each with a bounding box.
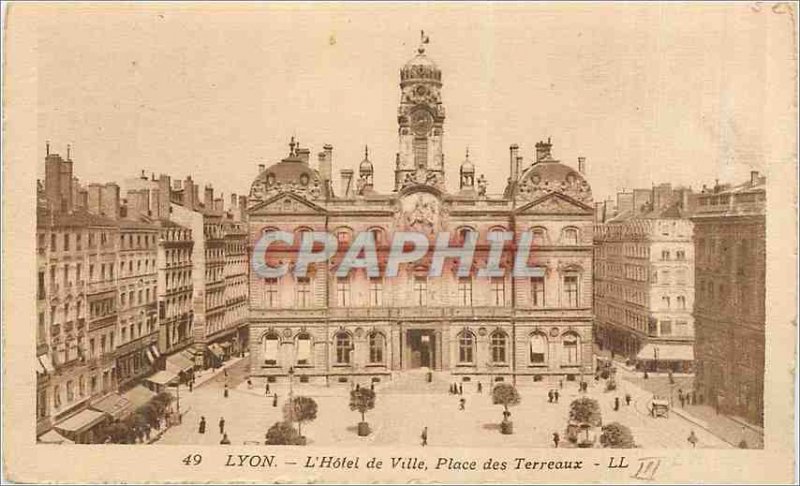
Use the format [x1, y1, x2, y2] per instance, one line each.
[246, 41, 595, 386]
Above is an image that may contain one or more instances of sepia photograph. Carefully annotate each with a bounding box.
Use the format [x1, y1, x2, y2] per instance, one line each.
[2, 2, 797, 484]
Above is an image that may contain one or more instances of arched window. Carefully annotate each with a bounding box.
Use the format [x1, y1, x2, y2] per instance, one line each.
[335, 331, 352, 365]
[296, 332, 311, 365]
[529, 333, 548, 364]
[456, 226, 476, 244]
[458, 331, 475, 364]
[562, 333, 580, 365]
[368, 332, 385, 364]
[562, 227, 579, 246]
[531, 227, 548, 246]
[490, 331, 508, 364]
[262, 332, 280, 366]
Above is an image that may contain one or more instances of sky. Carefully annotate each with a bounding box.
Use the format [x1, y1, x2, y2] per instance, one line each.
[32, 3, 787, 203]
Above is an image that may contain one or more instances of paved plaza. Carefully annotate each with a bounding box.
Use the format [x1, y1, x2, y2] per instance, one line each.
[157, 359, 730, 449]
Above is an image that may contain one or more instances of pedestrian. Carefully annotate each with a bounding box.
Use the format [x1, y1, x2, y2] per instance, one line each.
[219, 417, 225, 435]
[552, 432, 560, 448]
[421, 426, 428, 446]
[679, 393, 685, 408]
[265, 382, 270, 396]
[198, 416, 206, 434]
[643, 370, 649, 380]
[554, 390, 560, 403]
[144, 425, 151, 442]
[548, 390, 554, 403]
[247, 378, 252, 389]
[189, 380, 193, 392]
[224, 383, 229, 398]
[356, 383, 360, 391]
[559, 380, 563, 389]
[224, 368, 228, 378]
[477, 382, 482, 393]
[625, 393, 632, 406]
[220, 433, 231, 445]
[273, 394, 278, 407]
[614, 396, 620, 411]
[370, 382, 375, 392]
[687, 430, 698, 448]
[459, 398, 466, 410]
[691, 391, 696, 405]
[459, 383, 463, 395]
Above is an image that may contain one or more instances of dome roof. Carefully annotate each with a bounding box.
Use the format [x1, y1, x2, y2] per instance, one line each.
[523, 159, 586, 185]
[359, 146, 373, 173]
[249, 138, 322, 200]
[400, 45, 442, 86]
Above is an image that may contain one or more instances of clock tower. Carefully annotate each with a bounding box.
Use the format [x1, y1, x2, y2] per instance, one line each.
[395, 32, 445, 191]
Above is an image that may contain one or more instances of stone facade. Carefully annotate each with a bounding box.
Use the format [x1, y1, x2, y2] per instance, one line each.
[691, 173, 766, 425]
[246, 41, 595, 386]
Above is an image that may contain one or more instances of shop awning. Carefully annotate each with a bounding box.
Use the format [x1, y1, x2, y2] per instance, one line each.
[150, 345, 161, 359]
[145, 370, 179, 386]
[123, 384, 157, 410]
[39, 354, 55, 373]
[91, 393, 132, 420]
[220, 342, 232, 349]
[54, 409, 106, 434]
[38, 429, 74, 444]
[637, 343, 694, 362]
[144, 348, 155, 364]
[166, 352, 194, 374]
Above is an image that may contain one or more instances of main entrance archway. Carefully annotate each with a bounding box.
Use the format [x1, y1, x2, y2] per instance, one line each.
[406, 329, 436, 369]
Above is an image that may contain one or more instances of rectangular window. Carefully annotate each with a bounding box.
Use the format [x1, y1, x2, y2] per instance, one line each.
[531, 276, 545, 307]
[491, 277, 505, 306]
[296, 337, 311, 365]
[413, 276, 427, 306]
[63, 234, 70, 251]
[336, 277, 350, 307]
[458, 277, 473, 306]
[264, 278, 278, 308]
[660, 320, 672, 336]
[38, 272, 45, 300]
[676, 321, 688, 336]
[296, 278, 311, 308]
[369, 278, 383, 307]
[564, 275, 579, 307]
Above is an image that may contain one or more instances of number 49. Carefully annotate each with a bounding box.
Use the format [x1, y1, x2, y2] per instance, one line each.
[182, 454, 202, 466]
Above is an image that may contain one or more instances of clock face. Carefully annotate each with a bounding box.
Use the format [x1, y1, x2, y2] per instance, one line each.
[410, 109, 433, 136]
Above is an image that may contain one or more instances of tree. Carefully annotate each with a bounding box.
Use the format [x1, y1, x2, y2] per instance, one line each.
[569, 397, 602, 427]
[600, 422, 636, 448]
[492, 383, 521, 434]
[349, 388, 376, 423]
[349, 388, 376, 436]
[265, 421, 302, 445]
[284, 396, 318, 437]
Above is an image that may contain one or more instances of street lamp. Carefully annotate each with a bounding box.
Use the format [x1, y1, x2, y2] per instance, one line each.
[287, 366, 295, 424]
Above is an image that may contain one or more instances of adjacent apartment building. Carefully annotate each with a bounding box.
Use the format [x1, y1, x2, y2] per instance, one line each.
[594, 184, 695, 372]
[691, 172, 766, 425]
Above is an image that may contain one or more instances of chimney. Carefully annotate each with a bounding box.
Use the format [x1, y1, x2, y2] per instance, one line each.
[157, 174, 171, 219]
[230, 193, 237, 211]
[214, 197, 224, 213]
[320, 144, 333, 183]
[77, 189, 88, 210]
[509, 144, 519, 181]
[204, 185, 214, 210]
[297, 147, 310, 165]
[184, 176, 195, 210]
[258, 164, 266, 174]
[578, 156, 586, 174]
[238, 195, 248, 221]
[516, 156, 524, 181]
[340, 169, 354, 198]
[173, 179, 182, 190]
[750, 170, 759, 186]
[126, 189, 150, 218]
[535, 138, 552, 162]
[100, 183, 120, 219]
